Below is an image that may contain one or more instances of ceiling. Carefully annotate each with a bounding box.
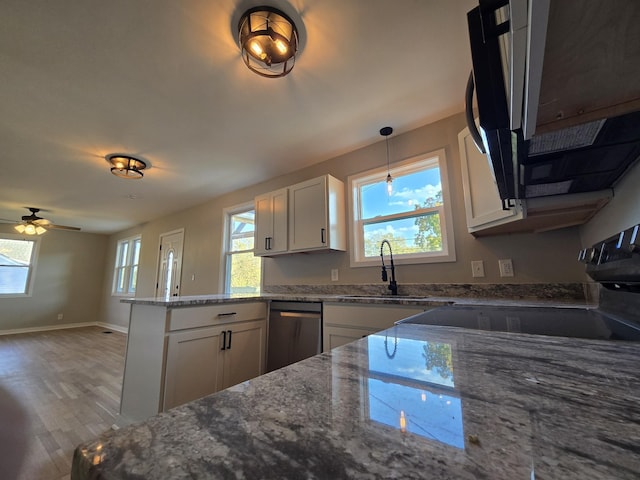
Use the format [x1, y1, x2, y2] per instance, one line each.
[0, 0, 477, 234]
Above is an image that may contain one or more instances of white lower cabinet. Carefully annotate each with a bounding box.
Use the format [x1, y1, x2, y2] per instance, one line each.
[163, 320, 266, 410]
[218, 320, 265, 390]
[322, 303, 427, 353]
[163, 319, 266, 410]
[164, 326, 222, 410]
[119, 301, 267, 422]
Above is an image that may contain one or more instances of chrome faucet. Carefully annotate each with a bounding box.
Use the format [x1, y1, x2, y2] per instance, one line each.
[380, 239, 398, 295]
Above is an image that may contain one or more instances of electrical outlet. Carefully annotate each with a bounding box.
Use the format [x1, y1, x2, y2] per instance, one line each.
[331, 269, 339, 281]
[471, 260, 485, 278]
[499, 259, 514, 277]
[57, 313, 63, 320]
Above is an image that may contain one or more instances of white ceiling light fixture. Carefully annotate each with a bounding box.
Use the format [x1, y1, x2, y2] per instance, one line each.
[238, 6, 299, 78]
[14, 223, 46, 235]
[107, 153, 147, 179]
[380, 126, 394, 195]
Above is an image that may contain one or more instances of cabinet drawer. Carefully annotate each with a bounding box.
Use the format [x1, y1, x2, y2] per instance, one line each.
[169, 302, 267, 331]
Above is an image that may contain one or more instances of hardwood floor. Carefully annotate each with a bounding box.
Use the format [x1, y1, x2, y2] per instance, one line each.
[0, 327, 126, 480]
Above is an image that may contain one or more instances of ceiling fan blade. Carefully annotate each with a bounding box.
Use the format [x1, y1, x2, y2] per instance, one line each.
[46, 224, 81, 232]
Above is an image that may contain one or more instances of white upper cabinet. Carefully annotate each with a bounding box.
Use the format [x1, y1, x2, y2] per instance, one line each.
[254, 188, 288, 256]
[458, 127, 612, 237]
[288, 175, 346, 253]
[458, 127, 524, 234]
[254, 174, 346, 255]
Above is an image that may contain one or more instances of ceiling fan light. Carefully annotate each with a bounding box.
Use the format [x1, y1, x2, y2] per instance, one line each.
[35, 226, 47, 235]
[24, 224, 37, 235]
[238, 6, 299, 78]
[14, 224, 25, 234]
[106, 154, 147, 179]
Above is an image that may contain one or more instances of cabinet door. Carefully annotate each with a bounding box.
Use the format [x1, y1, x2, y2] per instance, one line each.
[219, 320, 266, 390]
[270, 188, 288, 253]
[322, 303, 427, 352]
[324, 325, 374, 352]
[289, 176, 327, 251]
[254, 193, 273, 256]
[164, 326, 224, 410]
[255, 189, 288, 256]
[458, 127, 524, 233]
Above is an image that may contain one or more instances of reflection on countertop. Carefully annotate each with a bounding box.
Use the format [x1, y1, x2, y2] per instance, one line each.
[72, 324, 640, 479]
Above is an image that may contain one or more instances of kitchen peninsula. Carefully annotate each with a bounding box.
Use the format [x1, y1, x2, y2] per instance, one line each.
[115, 286, 591, 424]
[72, 322, 640, 479]
[116, 293, 454, 423]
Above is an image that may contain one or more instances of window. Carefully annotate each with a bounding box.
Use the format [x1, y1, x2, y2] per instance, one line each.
[349, 149, 456, 266]
[0, 234, 39, 296]
[223, 204, 262, 294]
[113, 236, 141, 295]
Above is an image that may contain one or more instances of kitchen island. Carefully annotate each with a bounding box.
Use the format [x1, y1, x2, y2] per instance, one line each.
[72, 322, 640, 479]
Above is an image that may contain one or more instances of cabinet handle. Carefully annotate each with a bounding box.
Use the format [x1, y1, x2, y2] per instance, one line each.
[321, 228, 326, 244]
[221, 330, 227, 350]
[217, 312, 237, 317]
[227, 330, 232, 350]
[268, 237, 272, 250]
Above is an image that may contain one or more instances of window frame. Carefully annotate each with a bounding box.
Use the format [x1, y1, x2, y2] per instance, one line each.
[112, 235, 141, 296]
[221, 202, 262, 294]
[348, 149, 456, 267]
[0, 233, 40, 298]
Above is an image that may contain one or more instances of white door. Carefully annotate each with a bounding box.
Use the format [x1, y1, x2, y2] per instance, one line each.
[156, 230, 184, 298]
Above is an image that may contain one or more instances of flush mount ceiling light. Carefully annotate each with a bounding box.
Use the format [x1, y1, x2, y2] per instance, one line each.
[106, 154, 147, 179]
[380, 126, 394, 195]
[238, 6, 299, 78]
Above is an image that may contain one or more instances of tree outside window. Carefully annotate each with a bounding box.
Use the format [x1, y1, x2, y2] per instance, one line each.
[349, 150, 455, 267]
[224, 206, 261, 294]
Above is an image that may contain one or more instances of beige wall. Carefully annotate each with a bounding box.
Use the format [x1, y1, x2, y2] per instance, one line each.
[0, 225, 107, 331]
[100, 112, 590, 328]
[6, 112, 632, 332]
[261, 113, 587, 286]
[580, 160, 640, 246]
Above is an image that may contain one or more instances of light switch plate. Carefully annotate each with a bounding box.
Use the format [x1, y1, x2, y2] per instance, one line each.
[471, 260, 485, 278]
[331, 269, 339, 281]
[499, 259, 514, 277]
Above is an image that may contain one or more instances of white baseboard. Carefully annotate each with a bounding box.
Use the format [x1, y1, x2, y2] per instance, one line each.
[96, 322, 128, 334]
[0, 321, 128, 336]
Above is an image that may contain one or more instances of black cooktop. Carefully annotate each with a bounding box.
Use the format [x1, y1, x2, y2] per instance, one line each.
[398, 305, 640, 341]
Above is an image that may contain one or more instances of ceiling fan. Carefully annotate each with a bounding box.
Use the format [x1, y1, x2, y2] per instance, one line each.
[4, 207, 81, 235]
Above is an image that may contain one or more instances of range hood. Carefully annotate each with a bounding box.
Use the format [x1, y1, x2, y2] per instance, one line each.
[466, 0, 640, 204]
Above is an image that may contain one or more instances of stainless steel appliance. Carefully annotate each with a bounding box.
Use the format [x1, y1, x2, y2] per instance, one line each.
[465, 1, 640, 204]
[267, 301, 322, 372]
[399, 224, 640, 341]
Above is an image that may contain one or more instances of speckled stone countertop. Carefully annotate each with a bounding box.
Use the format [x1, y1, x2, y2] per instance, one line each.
[72, 324, 640, 479]
[121, 281, 595, 309]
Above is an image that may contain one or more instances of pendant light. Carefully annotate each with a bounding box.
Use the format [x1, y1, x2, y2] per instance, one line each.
[380, 126, 393, 195]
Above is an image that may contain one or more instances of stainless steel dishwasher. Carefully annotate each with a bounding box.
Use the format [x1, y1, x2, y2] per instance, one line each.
[267, 301, 322, 372]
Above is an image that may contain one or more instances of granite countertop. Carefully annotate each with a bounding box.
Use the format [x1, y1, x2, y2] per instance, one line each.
[72, 324, 640, 479]
[121, 290, 594, 309]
